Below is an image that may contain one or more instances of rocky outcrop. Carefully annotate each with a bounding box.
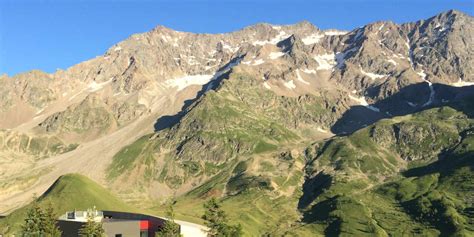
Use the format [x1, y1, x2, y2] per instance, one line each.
[39, 94, 116, 134]
[368, 106, 470, 160]
[0, 130, 77, 158]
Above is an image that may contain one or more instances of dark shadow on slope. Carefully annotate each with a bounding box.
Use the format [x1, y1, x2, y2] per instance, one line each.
[300, 195, 337, 223]
[403, 148, 474, 178]
[330, 106, 386, 135]
[400, 126, 474, 178]
[414, 126, 474, 178]
[298, 83, 474, 231]
[299, 195, 345, 237]
[398, 148, 474, 236]
[37, 175, 63, 201]
[297, 172, 332, 209]
[154, 56, 244, 132]
[331, 82, 474, 135]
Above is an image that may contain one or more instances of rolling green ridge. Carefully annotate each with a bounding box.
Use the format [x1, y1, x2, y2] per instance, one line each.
[103, 69, 474, 236]
[297, 106, 474, 236]
[146, 104, 473, 236]
[0, 174, 137, 235]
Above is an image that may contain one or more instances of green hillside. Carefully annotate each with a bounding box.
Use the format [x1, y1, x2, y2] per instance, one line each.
[296, 106, 474, 236]
[105, 69, 474, 236]
[156, 105, 474, 236]
[105, 71, 345, 190]
[2, 100, 473, 236]
[0, 174, 137, 235]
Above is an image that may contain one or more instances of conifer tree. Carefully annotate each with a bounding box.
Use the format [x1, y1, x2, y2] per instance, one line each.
[156, 199, 181, 237]
[79, 207, 105, 237]
[20, 201, 43, 237]
[42, 202, 62, 237]
[202, 198, 242, 237]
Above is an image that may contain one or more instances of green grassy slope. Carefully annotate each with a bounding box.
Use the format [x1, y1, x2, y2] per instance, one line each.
[105, 71, 341, 190]
[143, 105, 473, 236]
[297, 106, 474, 236]
[3, 106, 471, 236]
[104, 68, 474, 236]
[0, 174, 137, 235]
[150, 158, 306, 236]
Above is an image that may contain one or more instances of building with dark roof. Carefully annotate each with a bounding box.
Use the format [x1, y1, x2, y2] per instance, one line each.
[57, 210, 171, 237]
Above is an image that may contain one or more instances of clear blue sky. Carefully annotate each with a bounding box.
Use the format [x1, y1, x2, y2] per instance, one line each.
[0, 0, 472, 76]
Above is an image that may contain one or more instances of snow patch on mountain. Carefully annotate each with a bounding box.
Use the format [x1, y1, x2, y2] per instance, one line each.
[392, 53, 408, 60]
[222, 43, 238, 52]
[263, 82, 271, 89]
[301, 69, 316, 74]
[387, 59, 397, 66]
[204, 59, 242, 91]
[296, 70, 310, 85]
[242, 58, 265, 66]
[253, 59, 265, 65]
[302, 33, 323, 45]
[161, 35, 172, 42]
[417, 69, 427, 81]
[253, 31, 290, 46]
[271, 25, 281, 30]
[268, 52, 285, 59]
[324, 30, 348, 36]
[317, 127, 329, 133]
[360, 67, 387, 80]
[405, 37, 411, 50]
[88, 78, 113, 92]
[68, 91, 83, 101]
[165, 75, 214, 91]
[314, 53, 336, 70]
[378, 24, 385, 31]
[35, 107, 45, 115]
[205, 65, 216, 71]
[349, 94, 380, 112]
[417, 69, 435, 107]
[335, 47, 358, 69]
[284, 80, 296, 89]
[452, 78, 474, 87]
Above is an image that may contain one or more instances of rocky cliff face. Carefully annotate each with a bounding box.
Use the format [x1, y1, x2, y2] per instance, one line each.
[1, 10, 471, 134]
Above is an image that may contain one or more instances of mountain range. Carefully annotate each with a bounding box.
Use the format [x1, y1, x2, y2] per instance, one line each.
[0, 9, 473, 236]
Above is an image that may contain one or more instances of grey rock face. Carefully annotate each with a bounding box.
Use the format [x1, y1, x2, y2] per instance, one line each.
[0, 10, 471, 151]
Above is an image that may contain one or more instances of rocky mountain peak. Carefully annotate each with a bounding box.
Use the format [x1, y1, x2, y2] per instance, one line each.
[150, 24, 179, 34]
[439, 9, 468, 20]
[289, 20, 319, 34]
[277, 34, 303, 51]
